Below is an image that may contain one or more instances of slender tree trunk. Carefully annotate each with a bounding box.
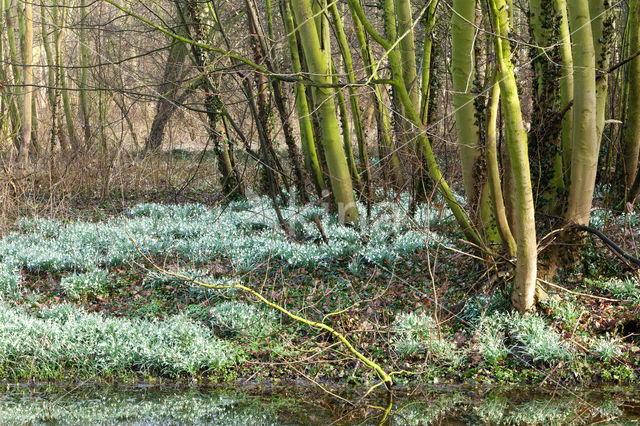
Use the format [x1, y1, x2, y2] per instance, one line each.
[180, 0, 245, 199]
[280, 0, 324, 197]
[79, 0, 91, 144]
[554, 0, 574, 179]
[451, 0, 483, 204]
[291, 0, 359, 224]
[622, 0, 640, 199]
[528, 0, 567, 214]
[487, 72, 517, 258]
[420, 0, 437, 124]
[145, 37, 188, 151]
[55, 1, 78, 149]
[5, 0, 21, 151]
[17, 0, 32, 169]
[145, 40, 187, 151]
[332, 68, 361, 189]
[350, 1, 403, 189]
[565, 0, 599, 226]
[396, 0, 419, 107]
[328, 3, 371, 200]
[489, 0, 538, 313]
[348, 0, 483, 245]
[590, 0, 612, 145]
[0, 0, 20, 152]
[246, 0, 307, 202]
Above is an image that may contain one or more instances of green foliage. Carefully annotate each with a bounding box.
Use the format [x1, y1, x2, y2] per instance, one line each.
[0, 263, 22, 300]
[460, 292, 509, 324]
[477, 315, 509, 364]
[61, 269, 110, 299]
[209, 301, 277, 341]
[0, 302, 236, 379]
[392, 312, 458, 362]
[507, 312, 573, 364]
[591, 334, 622, 362]
[587, 277, 640, 302]
[543, 297, 584, 329]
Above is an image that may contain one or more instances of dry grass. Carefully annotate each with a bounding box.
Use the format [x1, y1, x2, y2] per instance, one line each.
[0, 147, 223, 231]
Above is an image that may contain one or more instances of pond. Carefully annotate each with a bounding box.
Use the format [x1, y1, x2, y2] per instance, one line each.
[0, 383, 638, 424]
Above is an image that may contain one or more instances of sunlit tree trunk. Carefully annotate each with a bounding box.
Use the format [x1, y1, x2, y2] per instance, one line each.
[489, 0, 538, 313]
[280, 0, 324, 197]
[451, 0, 482, 203]
[332, 66, 361, 189]
[79, 0, 91, 144]
[328, 3, 371, 199]
[565, 0, 599, 226]
[554, 0, 574, 177]
[17, 0, 32, 169]
[349, 1, 403, 189]
[419, 0, 437, 124]
[291, 0, 358, 224]
[347, 0, 482, 244]
[622, 0, 640, 201]
[486, 72, 517, 258]
[396, 0, 419, 108]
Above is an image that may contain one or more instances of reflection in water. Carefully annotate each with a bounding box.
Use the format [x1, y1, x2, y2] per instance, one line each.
[391, 387, 638, 425]
[0, 384, 638, 424]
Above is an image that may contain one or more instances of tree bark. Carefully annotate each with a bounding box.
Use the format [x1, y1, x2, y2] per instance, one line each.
[622, 0, 640, 198]
[291, 0, 359, 224]
[489, 0, 538, 313]
[565, 0, 599, 226]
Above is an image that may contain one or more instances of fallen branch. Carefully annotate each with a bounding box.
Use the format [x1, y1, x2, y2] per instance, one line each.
[572, 224, 640, 268]
[537, 277, 626, 303]
[136, 252, 393, 389]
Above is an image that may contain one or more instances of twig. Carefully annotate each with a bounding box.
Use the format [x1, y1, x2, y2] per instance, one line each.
[537, 277, 625, 303]
[130, 235, 393, 388]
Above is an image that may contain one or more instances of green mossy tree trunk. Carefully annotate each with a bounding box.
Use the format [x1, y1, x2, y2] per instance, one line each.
[589, 0, 612, 146]
[291, 0, 358, 224]
[328, 3, 371, 200]
[451, 0, 482, 203]
[528, 0, 567, 214]
[554, 0, 574, 179]
[565, 0, 599, 226]
[489, 0, 538, 313]
[347, 0, 483, 245]
[280, 0, 324, 198]
[349, 1, 403, 189]
[622, 0, 640, 201]
[180, 0, 245, 200]
[487, 72, 517, 258]
[17, 0, 32, 169]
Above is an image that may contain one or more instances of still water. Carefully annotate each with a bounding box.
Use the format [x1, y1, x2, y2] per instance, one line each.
[0, 383, 638, 424]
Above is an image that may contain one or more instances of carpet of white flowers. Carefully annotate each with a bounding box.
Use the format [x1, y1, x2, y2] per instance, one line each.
[0, 194, 452, 275]
[0, 194, 637, 382]
[0, 195, 454, 379]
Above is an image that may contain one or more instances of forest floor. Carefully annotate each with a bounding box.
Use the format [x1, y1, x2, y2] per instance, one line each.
[0, 188, 639, 389]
